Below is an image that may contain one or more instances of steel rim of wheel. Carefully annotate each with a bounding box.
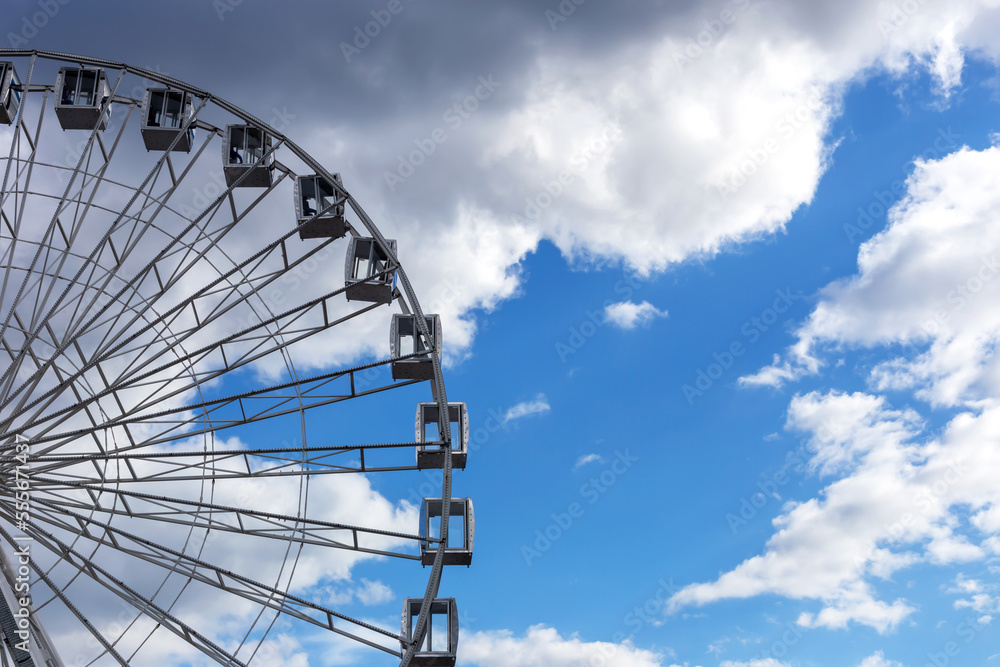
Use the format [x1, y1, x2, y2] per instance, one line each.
[0, 49, 459, 666]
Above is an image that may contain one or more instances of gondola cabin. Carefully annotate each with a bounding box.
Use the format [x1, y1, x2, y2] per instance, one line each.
[345, 237, 396, 304]
[0, 62, 21, 125]
[294, 173, 346, 240]
[419, 498, 474, 567]
[401, 598, 459, 666]
[390, 314, 440, 381]
[415, 402, 468, 470]
[141, 89, 195, 151]
[54, 67, 111, 130]
[223, 124, 274, 187]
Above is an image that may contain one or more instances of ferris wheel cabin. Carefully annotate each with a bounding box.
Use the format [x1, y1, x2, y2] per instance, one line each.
[390, 314, 441, 381]
[345, 237, 397, 304]
[295, 173, 347, 239]
[223, 124, 274, 187]
[420, 498, 474, 567]
[54, 67, 111, 130]
[0, 62, 21, 125]
[401, 598, 460, 666]
[140, 89, 196, 151]
[415, 402, 468, 470]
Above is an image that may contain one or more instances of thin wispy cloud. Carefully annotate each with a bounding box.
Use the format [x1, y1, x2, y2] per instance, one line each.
[503, 394, 551, 424]
[573, 453, 604, 469]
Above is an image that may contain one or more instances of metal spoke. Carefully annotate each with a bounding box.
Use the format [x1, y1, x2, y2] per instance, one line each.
[10, 477, 433, 552]
[0, 49, 462, 667]
[4, 516, 249, 666]
[15, 500, 405, 653]
[11, 353, 419, 454]
[0, 525, 129, 666]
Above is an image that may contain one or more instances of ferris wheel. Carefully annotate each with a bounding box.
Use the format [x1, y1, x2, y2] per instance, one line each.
[0, 50, 471, 666]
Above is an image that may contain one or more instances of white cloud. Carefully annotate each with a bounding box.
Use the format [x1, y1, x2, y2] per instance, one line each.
[720, 660, 790, 667]
[332, 0, 1000, 361]
[949, 574, 982, 594]
[669, 390, 1000, 632]
[857, 651, 903, 667]
[574, 453, 604, 469]
[504, 394, 552, 424]
[604, 301, 669, 330]
[354, 578, 394, 606]
[13, 3, 1000, 379]
[25, 431, 419, 661]
[949, 574, 1000, 616]
[741, 145, 1000, 408]
[719, 113, 1000, 640]
[15, 2, 1000, 660]
[460, 625, 664, 667]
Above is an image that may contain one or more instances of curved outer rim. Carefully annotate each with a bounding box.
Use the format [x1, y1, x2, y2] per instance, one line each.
[0, 48, 456, 667]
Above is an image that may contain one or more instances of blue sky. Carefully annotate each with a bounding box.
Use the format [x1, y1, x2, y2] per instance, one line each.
[447, 64, 1000, 666]
[5, 1, 1000, 666]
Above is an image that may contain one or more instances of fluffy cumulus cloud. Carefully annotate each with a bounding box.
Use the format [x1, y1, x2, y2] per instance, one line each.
[50, 0, 992, 376]
[604, 300, 668, 330]
[460, 625, 664, 667]
[329, 0, 1000, 360]
[12, 2, 1000, 370]
[669, 390, 1000, 632]
[701, 18, 1000, 638]
[477, 10, 842, 275]
[741, 144, 1000, 407]
[14, 0, 1000, 662]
